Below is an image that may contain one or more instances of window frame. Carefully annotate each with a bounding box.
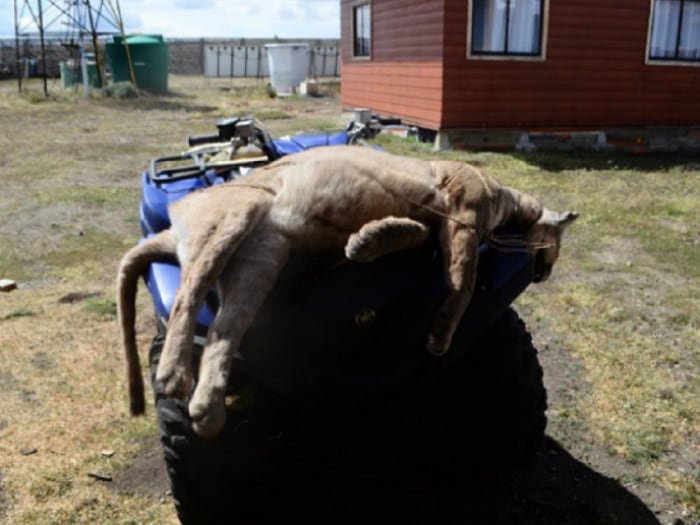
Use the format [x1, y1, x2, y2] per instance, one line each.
[352, 1, 372, 60]
[646, 0, 700, 66]
[467, 0, 549, 61]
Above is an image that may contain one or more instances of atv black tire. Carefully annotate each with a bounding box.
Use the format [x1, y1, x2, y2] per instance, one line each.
[150, 307, 546, 524]
[149, 336, 298, 525]
[406, 306, 548, 475]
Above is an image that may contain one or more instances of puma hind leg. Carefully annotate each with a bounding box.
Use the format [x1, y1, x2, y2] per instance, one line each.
[156, 200, 272, 400]
[188, 224, 291, 437]
[345, 216, 431, 262]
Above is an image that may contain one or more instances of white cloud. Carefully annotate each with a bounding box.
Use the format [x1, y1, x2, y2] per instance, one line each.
[173, 0, 216, 9]
[120, 0, 338, 38]
[0, 0, 339, 39]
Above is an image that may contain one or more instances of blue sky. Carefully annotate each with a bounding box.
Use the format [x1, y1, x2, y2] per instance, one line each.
[0, 0, 340, 39]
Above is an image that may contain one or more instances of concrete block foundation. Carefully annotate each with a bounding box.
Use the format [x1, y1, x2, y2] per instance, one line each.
[436, 127, 700, 153]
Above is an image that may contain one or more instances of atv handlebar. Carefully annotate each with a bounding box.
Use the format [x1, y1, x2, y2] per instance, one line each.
[188, 134, 222, 147]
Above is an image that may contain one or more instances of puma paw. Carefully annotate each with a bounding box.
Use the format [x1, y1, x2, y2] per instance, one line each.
[345, 231, 378, 263]
[426, 333, 450, 357]
[189, 397, 226, 438]
[155, 363, 193, 399]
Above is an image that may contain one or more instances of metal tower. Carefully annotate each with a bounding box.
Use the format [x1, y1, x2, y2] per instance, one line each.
[13, 0, 125, 95]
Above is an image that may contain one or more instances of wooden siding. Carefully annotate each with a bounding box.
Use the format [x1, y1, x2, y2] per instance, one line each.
[341, 61, 444, 128]
[340, 0, 445, 127]
[444, 0, 700, 128]
[342, 0, 700, 130]
[340, 0, 445, 62]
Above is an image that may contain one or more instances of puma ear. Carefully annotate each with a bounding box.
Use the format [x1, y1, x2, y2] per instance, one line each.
[540, 209, 579, 227]
[559, 211, 579, 227]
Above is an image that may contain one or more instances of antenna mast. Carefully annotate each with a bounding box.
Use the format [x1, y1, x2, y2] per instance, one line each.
[13, 0, 125, 94]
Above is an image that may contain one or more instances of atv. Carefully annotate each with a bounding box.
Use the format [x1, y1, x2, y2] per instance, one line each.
[137, 116, 546, 524]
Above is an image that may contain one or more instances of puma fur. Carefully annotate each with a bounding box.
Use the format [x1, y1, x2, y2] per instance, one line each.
[117, 146, 577, 437]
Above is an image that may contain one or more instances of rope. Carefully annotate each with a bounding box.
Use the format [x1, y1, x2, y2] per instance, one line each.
[487, 233, 553, 253]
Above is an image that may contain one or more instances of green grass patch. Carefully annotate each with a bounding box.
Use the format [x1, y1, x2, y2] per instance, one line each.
[101, 82, 140, 100]
[30, 473, 73, 502]
[0, 229, 127, 283]
[255, 109, 293, 120]
[81, 297, 117, 318]
[638, 229, 700, 279]
[288, 117, 346, 132]
[36, 185, 137, 209]
[2, 308, 35, 320]
[624, 430, 671, 465]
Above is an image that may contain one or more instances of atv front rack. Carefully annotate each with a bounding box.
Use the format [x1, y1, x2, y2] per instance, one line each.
[149, 151, 270, 185]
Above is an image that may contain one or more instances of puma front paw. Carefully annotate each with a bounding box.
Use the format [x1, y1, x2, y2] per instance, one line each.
[345, 230, 379, 262]
[426, 333, 450, 357]
[189, 396, 226, 438]
[345, 217, 431, 263]
[155, 363, 193, 399]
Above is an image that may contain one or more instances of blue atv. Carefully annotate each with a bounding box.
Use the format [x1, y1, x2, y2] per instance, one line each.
[139, 117, 546, 524]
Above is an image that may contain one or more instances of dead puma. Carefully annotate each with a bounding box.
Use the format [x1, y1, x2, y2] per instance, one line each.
[117, 146, 577, 437]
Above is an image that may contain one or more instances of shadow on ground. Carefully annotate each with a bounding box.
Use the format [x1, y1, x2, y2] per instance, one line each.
[514, 150, 699, 173]
[242, 437, 660, 524]
[118, 435, 660, 524]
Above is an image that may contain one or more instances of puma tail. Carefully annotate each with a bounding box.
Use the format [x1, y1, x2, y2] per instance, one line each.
[116, 229, 177, 416]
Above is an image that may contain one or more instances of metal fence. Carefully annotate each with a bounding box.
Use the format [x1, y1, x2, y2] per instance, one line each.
[203, 43, 340, 79]
[0, 37, 341, 79]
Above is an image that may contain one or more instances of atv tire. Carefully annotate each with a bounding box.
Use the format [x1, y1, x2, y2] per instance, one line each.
[150, 307, 546, 524]
[407, 306, 548, 475]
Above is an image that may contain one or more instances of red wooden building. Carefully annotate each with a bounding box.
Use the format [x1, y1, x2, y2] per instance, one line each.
[340, 0, 700, 150]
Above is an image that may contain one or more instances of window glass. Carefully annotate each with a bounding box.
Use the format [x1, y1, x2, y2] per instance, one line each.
[472, 0, 507, 53]
[650, 0, 700, 61]
[679, 1, 700, 59]
[353, 3, 371, 57]
[650, 0, 682, 58]
[472, 0, 542, 56]
[508, 0, 542, 54]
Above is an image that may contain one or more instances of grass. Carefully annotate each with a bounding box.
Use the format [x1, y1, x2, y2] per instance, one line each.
[496, 159, 700, 511]
[0, 76, 698, 523]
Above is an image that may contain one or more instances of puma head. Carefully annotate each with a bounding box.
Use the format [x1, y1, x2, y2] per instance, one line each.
[526, 209, 578, 282]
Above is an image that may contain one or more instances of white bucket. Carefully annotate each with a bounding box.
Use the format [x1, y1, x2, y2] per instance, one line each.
[265, 43, 310, 96]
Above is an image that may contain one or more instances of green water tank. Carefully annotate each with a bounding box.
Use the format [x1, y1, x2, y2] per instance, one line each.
[106, 34, 169, 93]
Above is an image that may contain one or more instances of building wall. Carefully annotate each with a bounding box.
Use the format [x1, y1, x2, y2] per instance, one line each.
[442, 0, 700, 129]
[341, 0, 700, 131]
[340, 0, 446, 128]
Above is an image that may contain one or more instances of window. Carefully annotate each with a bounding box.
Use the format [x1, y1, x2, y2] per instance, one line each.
[470, 0, 545, 57]
[353, 3, 371, 58]
[649, 0, 700, 62]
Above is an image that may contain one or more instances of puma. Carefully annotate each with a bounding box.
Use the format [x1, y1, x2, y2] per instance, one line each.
[117, 146, 577, 437]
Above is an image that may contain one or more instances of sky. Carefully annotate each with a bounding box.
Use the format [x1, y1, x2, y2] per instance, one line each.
[0, 0, 340, 40]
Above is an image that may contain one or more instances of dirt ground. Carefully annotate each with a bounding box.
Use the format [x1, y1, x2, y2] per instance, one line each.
[1, 75, 697, 524]
[113, 436, 666, 524]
